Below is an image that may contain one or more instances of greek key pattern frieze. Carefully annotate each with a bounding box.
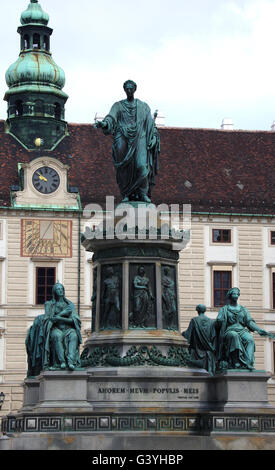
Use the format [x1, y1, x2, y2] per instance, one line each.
[212, 415, 275, 433]
[2, 414, 275, 434]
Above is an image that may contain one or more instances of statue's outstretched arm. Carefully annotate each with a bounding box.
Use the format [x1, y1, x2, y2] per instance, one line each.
[248, 320, 275, 338]
[94, 120, 108, 130]
[94, 106, 117, 135]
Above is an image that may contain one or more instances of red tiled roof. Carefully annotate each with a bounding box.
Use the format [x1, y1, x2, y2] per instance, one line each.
[0, 119, 274, 215]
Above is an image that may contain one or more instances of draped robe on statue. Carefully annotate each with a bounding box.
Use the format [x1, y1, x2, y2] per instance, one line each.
[182, 315, 217, 375]
[216, 305, 256, 370]
[25, 314, 45, 377]
[102, 98, 160, 200]
[26, 296, 82, 376]
[43, 297, 82, 370]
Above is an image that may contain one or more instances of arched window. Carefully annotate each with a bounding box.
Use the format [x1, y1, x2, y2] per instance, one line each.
[23, 34, 30, 49]
[54, 103, 62, 120]
[43, 36, 49, 51]
[15, 100, 23, 117]
[33, 34, 40, 49]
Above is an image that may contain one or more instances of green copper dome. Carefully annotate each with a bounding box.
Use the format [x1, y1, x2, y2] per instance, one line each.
[20, 0, 49, 26]
[5, 53, 66, 94]
[3, 0, 69, 151]
[5, 0, 67, 98]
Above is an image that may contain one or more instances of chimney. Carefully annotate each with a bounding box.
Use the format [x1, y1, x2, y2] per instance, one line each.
[221, 118, 234, 130]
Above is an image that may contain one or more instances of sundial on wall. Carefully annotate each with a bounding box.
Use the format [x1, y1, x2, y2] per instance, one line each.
[21, 219, 72, 258]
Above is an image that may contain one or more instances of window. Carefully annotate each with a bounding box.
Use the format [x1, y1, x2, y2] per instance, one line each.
[212, 229, 231, 243]
[33, 34, 40, 49]
[23, 34, 30, 49]
[271, 231, 275, 245]
[54, 103, 61, 120]
[36, 267, 56, 305]
[43, 35, 49, 51]
[15, 100, 23, 117]
[273, 273, 275, 310]
[213, 271, 232, 307]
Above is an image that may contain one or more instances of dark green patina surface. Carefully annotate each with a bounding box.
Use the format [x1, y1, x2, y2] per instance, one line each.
[95, 80, 160, 203]
[182, 291, 275, 374]
[80, 345, 189, 368]
[4, 0, 68, 150]
[26, 282, 82, 376]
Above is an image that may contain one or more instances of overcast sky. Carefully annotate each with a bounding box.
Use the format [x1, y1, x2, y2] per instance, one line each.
[1, 0, 275, 130]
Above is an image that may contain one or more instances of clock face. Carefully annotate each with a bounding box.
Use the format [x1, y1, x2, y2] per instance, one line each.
[32, 167, 60, 194]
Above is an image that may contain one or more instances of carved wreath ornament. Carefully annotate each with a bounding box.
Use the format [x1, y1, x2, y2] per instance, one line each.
[80, 345, 189, 368]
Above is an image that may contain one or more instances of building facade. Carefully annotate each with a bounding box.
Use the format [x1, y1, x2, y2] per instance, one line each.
[0, 0, 275, 416]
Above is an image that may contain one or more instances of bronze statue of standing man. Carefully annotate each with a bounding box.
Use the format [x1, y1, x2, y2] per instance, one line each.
[95, 80, 160, 203]
[101, 266, 121, 329]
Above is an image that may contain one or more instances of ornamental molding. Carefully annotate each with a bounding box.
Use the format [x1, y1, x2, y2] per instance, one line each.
[3, 413, 275, 434]
[80, 345, 189, 368]
[30, 257, 62, 263]
[207, 261, 237, 266]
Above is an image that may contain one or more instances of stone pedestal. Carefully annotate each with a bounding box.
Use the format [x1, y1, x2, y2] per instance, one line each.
[22, 371, 93, 412]
[2, 369, 275, 450]
[214, 370, 272, 409]
[2, 209, 275, 450]
[81, 221, 190, 370]
[18, 368, 272, 415]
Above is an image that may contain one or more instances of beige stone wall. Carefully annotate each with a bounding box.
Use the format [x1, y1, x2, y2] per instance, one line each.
[1, 211, 275, 415]
[0, 211, 91, 416]
[7, 217, 29, 305]
[179, 222, 205, 329]
[178, 217, 275, 404]
[238, 225, 263, 309]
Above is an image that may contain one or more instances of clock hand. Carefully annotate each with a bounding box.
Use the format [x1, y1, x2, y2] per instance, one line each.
[37, 172, 48, 182]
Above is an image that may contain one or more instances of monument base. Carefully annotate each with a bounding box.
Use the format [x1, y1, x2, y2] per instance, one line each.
[2, 432, 275, 451]
[1, 368, 275, 450]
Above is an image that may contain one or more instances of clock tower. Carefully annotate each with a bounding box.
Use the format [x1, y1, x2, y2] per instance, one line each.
[4, 0, 69, 151]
